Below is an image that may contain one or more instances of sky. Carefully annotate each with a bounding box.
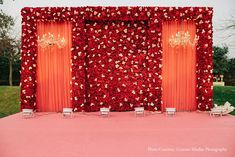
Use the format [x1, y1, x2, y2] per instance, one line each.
[0, 0, 235, 58]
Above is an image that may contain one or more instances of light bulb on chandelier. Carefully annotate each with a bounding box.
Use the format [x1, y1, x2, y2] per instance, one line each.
[169, 31, 199, 48]
[37, 32, 66, 49]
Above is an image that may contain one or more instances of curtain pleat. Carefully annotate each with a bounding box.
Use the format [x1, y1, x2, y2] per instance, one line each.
[162, 21, 196, 111]
[36, 22, 72, 112]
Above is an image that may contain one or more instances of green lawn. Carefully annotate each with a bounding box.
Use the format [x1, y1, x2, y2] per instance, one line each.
[0, 86, 235, 118]
[0, 86, 20, 118]
[213, 86, 235, 115]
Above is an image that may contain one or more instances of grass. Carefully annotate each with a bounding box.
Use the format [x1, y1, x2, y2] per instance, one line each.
[0, 86, 20, 118]
[0, 86, 235, 118]
[213, 86, 235, 115]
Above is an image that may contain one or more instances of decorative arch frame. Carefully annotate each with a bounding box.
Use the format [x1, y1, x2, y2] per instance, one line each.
[20, 7, 213, 111]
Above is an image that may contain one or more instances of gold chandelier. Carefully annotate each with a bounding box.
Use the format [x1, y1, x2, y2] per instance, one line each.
[38, 33, 66, 49]
[169, 31, 199, 48]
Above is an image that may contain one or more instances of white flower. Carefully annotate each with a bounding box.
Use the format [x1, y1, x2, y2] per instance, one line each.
[105, 84, 108, 88]
[117, 88, 121, 92]
[147, 12, 151, 17]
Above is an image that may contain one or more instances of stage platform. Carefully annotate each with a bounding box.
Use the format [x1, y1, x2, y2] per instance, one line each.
[1, 112, 235, 157]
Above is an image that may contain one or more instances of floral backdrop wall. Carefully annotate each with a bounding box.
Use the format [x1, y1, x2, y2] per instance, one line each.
[20, 7, 213, 112]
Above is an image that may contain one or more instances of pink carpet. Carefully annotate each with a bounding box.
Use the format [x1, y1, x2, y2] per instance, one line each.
[1, 112, 235, 157]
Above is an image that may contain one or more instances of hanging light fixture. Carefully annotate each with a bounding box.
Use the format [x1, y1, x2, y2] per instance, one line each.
[169, 31, 199, 48]
[37, 32, 66, 49]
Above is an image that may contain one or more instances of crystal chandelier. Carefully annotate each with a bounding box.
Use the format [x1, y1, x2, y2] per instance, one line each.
[38, 33, 65, 49]
[169, 31, 199, 48]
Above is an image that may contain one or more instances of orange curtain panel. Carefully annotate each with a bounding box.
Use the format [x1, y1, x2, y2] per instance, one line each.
[162, 21, 197, 111]
[36, 22, 72, 112]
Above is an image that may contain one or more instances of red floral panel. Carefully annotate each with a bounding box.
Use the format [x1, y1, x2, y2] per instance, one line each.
[85, 20, 149, 111]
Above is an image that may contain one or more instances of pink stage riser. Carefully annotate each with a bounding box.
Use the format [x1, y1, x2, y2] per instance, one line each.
[1, 112, 235, 157]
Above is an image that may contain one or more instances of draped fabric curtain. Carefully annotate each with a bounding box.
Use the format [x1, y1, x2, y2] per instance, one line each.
[162, 21, 196, 111]
[36, 22, 72, 112]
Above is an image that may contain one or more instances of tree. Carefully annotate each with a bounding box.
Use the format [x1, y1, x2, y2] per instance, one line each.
[218, 12, 235, 85]
[228, 58, 235, 74]
[225, 14, 235, 41]
[213, 46, 229, 75]
[223, 58, 235, 85]
[0, 10, 20, 86]
[0, 10, 14, 51]
[1, 38, 20, 86]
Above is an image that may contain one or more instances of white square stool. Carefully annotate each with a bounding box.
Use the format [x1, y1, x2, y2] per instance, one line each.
[22, 109, 34, 118]
[62, 108, 73, 118]
[134, 107, 145, 116]
[166, 108, 176, 116]
[100, 107, 110, 117]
